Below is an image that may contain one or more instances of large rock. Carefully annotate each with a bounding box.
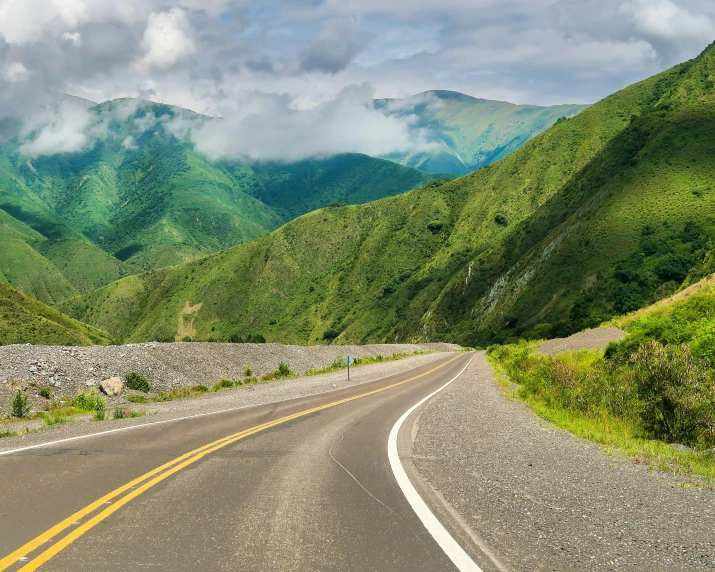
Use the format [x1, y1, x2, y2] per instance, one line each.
[99, 377, 123, 396]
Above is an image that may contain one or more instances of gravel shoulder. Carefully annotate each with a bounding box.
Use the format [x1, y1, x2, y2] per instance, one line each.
[535, 327, 626, 355]
[0, 341, 458, 416]
[0, 351, 451, 454]
[409, 352, 715, 570]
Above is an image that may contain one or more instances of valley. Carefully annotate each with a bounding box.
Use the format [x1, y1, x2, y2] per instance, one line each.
[53, 43, 715, 348]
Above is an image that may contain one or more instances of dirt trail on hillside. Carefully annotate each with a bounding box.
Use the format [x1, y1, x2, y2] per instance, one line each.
[536, 327, 626, 355]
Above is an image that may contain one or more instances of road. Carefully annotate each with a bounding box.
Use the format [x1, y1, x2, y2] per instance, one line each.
[0, 352, 486, 571]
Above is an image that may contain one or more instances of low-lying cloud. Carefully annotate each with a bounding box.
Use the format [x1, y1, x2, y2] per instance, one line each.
[185, 84, 436, 162]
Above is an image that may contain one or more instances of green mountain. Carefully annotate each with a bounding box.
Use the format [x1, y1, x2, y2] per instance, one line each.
[0, 280, 111, 346]
[0, 99, 437, 303]
[376, 90, 588, 174]
[59, 42, 715, 346]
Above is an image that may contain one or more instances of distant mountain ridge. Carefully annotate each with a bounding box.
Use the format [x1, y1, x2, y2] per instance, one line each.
[376, 90, 588, 174]
[0, 99, 437, 303]
[59, 42, 715, 346]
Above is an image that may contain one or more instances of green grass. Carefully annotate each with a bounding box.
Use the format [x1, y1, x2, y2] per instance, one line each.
[60, 43, 715, 346]
[487, 336, 715, 484]
[0, 280, 112, 346]
[0, 99, 443, 304]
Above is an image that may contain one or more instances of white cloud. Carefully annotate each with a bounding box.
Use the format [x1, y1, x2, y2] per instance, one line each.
[63, 32, 82, 45]
[188, 83, 436, 162]
[135, 8, 197, 71]
[621, 0, 715, 44]
[4, 62, 29, 83]
[122, 136, 138, 150]
[19, 102, 93, 157]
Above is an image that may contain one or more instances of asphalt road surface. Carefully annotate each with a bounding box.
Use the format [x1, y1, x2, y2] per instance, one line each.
[0, 352, 485, 571]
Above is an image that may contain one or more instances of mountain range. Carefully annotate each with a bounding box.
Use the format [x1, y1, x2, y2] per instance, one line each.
[377, 90, 587, 174]
[55, 42, 715, 346]
[0, 88, 582, 308]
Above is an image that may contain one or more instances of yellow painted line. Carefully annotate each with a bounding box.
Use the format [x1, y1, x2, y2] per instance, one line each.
[3, 354, 464, 571]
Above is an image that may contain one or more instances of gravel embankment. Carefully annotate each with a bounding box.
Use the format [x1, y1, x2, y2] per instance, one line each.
[0, 341, 458, 414]
[536, 327, 627, 355]
[410, 352, 715, 570]
[0, 351, 451, 452]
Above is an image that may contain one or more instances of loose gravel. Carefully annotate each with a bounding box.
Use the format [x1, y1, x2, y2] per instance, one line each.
[0, 351, 451, 453]
[0, 341, 458, 416]
[536, 327, 627, 355]
[411, 352, 715, 570]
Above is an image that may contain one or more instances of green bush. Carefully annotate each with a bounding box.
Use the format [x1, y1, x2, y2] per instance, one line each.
[214, 378, 234, 390]
[72, 393, 106, 419]
[125, 371, 150, 393]
[243, 365, 253, 378]
[491, 339, 715, 448]
[127, 394, 149, 404]
[11, 389, 31, 418]
[274, 362, 294, 378]
[630, 341, 715, 446]
[37, 386, 52, 399]
[191, 384, 209, 393]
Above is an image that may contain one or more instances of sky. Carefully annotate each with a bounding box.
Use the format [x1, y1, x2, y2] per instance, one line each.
[0, 0, 713, 159]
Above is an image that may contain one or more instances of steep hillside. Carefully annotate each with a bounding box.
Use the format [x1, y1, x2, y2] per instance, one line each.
[0, 281, 111, 346]
[0, 100, 435, 300]
[377, 91, 587, 174]
[230, 154, 439, 221]
[61, 44, 715, 345]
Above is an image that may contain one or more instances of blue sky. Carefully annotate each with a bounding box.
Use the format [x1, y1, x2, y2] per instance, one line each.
[0, 0, 713, 113]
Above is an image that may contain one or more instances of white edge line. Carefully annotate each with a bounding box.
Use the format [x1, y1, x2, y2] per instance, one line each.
[0, 353, 454, 457]
[388, 354, 482, 572]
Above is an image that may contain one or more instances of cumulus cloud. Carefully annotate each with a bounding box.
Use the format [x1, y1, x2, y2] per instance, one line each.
[299, 17, 370, 74]
[4, 62, 29, 83]
[135, 8, 197, 71]
[19, 102, 93, 157]
[187, 83, 435, 162]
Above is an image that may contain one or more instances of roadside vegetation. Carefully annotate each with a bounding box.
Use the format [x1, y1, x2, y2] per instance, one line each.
[488, 284, 715, 484]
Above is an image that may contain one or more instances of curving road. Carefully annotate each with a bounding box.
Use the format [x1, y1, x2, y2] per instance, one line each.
[0, 352, 490, 571]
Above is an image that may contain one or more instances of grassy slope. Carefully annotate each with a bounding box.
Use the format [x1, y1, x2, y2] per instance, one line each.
[0, 280, 111, 345]
[428, 44, 715, 345]
[0, 101, 441, 299]
[379, 90, 588, 174]
[231, 154, 440, 221]
[61, 44, 715, 344]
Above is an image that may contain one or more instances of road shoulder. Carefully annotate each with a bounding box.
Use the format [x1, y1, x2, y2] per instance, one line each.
[0, 352, 449, 454]
[404, 352, 715, 570]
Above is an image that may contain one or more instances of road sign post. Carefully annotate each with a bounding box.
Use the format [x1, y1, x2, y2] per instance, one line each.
[344, 355, 354, 381]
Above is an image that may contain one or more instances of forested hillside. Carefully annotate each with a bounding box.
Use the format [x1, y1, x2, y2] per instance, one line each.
[60, 43, 715, 345]
[0, 100, 436, 303]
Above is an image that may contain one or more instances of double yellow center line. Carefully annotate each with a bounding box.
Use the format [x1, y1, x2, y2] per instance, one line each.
[1, 354, 463, 571]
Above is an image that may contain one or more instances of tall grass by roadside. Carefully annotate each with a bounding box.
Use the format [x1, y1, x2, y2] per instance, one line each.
[488, 341, 715, 483]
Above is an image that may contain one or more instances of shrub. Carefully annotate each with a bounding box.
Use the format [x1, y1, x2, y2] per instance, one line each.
[630, 341, 715, 447]
[243, 365, 253, 378]
[125, 371, 150, 393]
[191, 384, 209, 394]
[274, 362, 294, 378]
[11, 389, 31, 418]
[323, 329, 340, 340]
[243, 376, 258, 385]
[72, 392, 106, 413]
[427, 220, 443, 234]
[37, 386, 52, 399]
[494, 213, 509, 227]
[127, 394, 149, 404]
[214, 378, 234, 390]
